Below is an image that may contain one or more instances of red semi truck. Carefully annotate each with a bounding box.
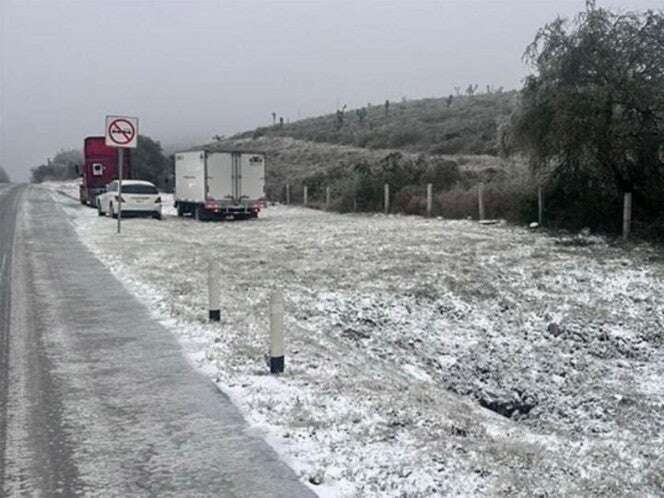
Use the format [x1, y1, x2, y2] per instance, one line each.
[79, 136, 131, 207]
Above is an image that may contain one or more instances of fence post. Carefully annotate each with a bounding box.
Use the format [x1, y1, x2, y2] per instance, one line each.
[623, 192, 632, 240]
[538, 186, 544, 226]
[426, 183, 433, 217]
[303, 185, 308, 207]
[478, 182, 485, 221]
[286, 183, 290, 205]
[269, 289, 285, 374]
[384, 184, 390, 214]
[326, 186, 331, 211]
[208, 259, 220, 321]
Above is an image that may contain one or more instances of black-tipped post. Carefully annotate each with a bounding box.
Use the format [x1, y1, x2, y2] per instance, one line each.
[269, 290, 285, 374]
[208, 259, 221, 322]
[270, 356, 285, 374]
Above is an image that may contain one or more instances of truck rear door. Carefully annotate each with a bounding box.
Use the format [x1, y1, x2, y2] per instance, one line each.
[207, 152, 234, 202]
[175, 151, 206, 203]
[239, 154, 265, 202]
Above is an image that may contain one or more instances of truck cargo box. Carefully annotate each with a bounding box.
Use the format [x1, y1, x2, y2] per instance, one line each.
[79, 136, 131, 206]
[174, 150, 265, 220]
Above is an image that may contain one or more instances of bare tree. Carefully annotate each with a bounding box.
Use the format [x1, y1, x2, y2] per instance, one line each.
[356, 107, 368, 125]
[336, 104, 347, 129]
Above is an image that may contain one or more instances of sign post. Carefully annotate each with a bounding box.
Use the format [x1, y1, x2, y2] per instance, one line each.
[105, 115, 138, 234]
[117, 148, 124, 233]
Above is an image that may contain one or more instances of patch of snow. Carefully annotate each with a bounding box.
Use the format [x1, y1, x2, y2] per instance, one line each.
[45, 184, 664, 497]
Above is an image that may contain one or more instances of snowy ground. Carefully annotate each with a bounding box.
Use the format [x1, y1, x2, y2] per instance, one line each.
[45, 181, 664, 497]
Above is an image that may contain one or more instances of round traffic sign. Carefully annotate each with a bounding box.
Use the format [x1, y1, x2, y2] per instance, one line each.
[108, 118, 136, 146]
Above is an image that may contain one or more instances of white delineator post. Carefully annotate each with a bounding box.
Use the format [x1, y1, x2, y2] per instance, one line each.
[286, 183, 290, 205]
[623, 192, 632, 240]
[208, 259, 220, 321]
[303, 185, 308, 207]
[326, 186, 331, 211]
[384, 184, 390, 214]
[538, 186, 544, 226]
[269, 289, 285, 374]
[426, 183, 433, 217]
[478, 182, 485, 221]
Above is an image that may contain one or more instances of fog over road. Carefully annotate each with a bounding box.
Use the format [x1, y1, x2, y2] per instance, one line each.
[0, 185, 314, 497]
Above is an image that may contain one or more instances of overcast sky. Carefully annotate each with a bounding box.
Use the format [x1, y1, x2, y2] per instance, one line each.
[1, 0, 661, 181]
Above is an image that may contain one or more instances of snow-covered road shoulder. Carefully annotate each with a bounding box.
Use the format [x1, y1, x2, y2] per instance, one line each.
[46, 181, 664, 497]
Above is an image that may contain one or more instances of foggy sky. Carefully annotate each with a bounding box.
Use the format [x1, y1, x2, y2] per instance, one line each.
[1, 0, 661, 181]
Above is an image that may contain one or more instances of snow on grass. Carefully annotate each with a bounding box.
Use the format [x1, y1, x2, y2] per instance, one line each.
[47, 182, 664, 496]
[41, 180, 80, 201]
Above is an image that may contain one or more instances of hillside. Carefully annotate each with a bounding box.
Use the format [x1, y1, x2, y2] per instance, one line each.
[235, 91, 518, 156]
[205, 91, 532, 222]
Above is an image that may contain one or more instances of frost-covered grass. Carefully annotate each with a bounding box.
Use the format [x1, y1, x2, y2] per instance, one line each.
[48, 182, 664, 497]
[42, 180, 80, 200]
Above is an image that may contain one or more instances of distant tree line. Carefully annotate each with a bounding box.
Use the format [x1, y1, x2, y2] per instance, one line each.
[0, 166, 10, 183]
[30, 149, 83, 183]
[130, 135, 174, 192]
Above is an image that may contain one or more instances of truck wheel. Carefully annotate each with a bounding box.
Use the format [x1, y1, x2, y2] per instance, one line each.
[194, 206, 201, 221]
[176, 203, 183, 217]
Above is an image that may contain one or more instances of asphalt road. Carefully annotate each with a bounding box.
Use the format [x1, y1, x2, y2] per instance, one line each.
[0, 185, 315, 497]
[0, 184, 23, 492]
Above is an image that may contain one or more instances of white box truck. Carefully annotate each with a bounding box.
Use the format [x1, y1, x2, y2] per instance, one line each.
[174, 150, 266, 220]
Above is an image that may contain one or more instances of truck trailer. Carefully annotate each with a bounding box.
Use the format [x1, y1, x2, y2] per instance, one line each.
[79, 136, 131, 207]
[174, 150, 265, 220]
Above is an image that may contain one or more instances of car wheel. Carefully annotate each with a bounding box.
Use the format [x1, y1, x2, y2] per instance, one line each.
[153, 212, 162, 220]
[110, 203, 118, 219]
[97, 202, 104, 216]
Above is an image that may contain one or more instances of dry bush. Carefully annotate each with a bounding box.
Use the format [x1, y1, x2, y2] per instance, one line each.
[395, 186, 427, 215]
[213, 135, 538, 224]
[483, 178, 537, 223]
[438, 188, 478, 219]
[438, 167, 536, 222]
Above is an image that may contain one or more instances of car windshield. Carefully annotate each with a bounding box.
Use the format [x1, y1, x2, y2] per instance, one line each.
[122, 184, 158, 194]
